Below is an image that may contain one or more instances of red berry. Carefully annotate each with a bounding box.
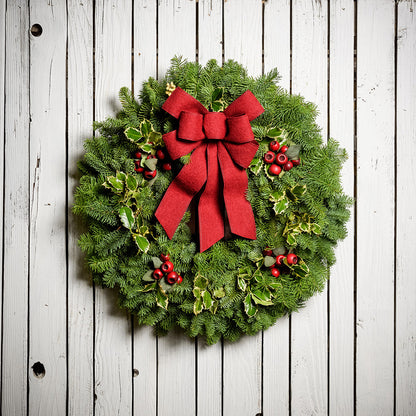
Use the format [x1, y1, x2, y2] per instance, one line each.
[134, 166, 144, 173]
[276, 153, 288, 165]
[176, 275, 183, 284]
[162, 163, 172, 171]
[167, 271, 179, 284]
[152, 269, 164, 280]
[144, 170, 157, 180]
[292, 159, 301, 166]
[264, 151, 276, 164]
[146, 154, 156, 159]
[271, 268, 280, 278]
[263, 249, 273, 257]
[160, 253, 170, 262]
[134, 151, 142, 159]
[276, 254, 286, 265]
[269, 164, 282, 176]
[280, 145, 288, 153]
[269, 141, 280, 152]
[161, 261, 174, 274]
[283, 161, 293, 171]
[156, 149, 166, 160]
[287, 253, 298, 265]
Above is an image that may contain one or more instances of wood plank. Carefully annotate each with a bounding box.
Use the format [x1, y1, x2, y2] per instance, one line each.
[198, 0, 222, 65]
[133, 2, 158, 416]
[28, 1, 67, 414]
[223, 2, 263, 415]
[157, 0, 196, 77]
[157, 2, 197, 415]
[196, 2, 223, 415]
[263, 1, 291, 414]
[328, 1, 355, 414]
[291, 0, 328, 414]
[356, 0, 395, 414]
[67, 1, 94, 415]
[94, 1, 133, 415]
[396, 2, 416, 415]
[1, 2, 30, 414]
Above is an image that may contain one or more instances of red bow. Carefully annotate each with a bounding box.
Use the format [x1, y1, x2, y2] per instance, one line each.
[155, 87, 264, 252]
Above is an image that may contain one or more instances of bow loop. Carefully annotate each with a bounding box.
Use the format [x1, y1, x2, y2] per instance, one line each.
[155, 87, 264, 252]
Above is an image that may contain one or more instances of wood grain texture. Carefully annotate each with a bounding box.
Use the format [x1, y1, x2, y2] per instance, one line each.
[133, 3, 158, 415]
[28, 1, 68, 414]
[396, 2, 416, 415]
[94, 1, 133, 415]
[291, 1, 329, 414]
[157, 3, 197, 415]
[223, 2, 263, 415]
[1, 2, 30, 415]
[198, 0, 223, 65]
[196, 3, 223, 415]
[263, 1, 291, 414]
[134, 0, 157, 88]
[158, 0, 196, 77]
[67, 1, 94, 415]
[328, 1, 355, 414]
[356, 1, 395, 414]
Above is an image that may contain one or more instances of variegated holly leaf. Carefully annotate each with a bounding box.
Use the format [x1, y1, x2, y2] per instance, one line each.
[104, 176, 124, 193]
[249, 157, 263, 175]
[311, 223, 322, 235]
[238, 277, 247, 292]
[194, 297, 203, 315]
[156, 286, 169, 309]
[119, 206, 135, 229]
[267, 127, 282, 138]
[126, 174, 137, 191]
[134, 234, 150, 253]
[251, 288, 274, 306]
[213, 287, 225, 298]
[244, 294, 257, 317]
[273, 199, 289, 214]
[203, 291, 213, 310]
[124, 126, 142, 143]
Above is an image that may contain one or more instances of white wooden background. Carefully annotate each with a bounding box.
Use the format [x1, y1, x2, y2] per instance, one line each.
[1, 0, 415, 415]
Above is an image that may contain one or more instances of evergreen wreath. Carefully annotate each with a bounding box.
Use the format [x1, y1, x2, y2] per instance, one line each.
[74, 57, 351, 344]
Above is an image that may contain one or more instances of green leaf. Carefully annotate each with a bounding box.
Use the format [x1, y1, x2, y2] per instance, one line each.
[273, 199, 288, 215]
[244, 294, 257, 317]
[311, 223, 322, 235]
[237, 277, 247, 292]
[126, 174, 137, 191]
[144, 158, 158, 171]
[251, 288, 273, 306]
[119, 206, 135, 229]
[142, 270, 154, 282]
[285, 144, 301, 160]
[211, 101, 223, 112]
[264, 256, 276, 268]
[286, 233, 297, 246]
[159, 278, 174, 293]
[212, 87, 224, 101]
[134, 234, 150, 253]
[213, 287, 225, 298]
[156, 286, 169, 310]
[194, 298, 203, 315]
[203, 291, 213, 310]
[249, 157, 263, 175]
[152, 257, 163, 269]
[140, 143, 153, 153]
[267, 127, 282, 138]
[124, 127, 143, 143]
[272, 247, 286, 256]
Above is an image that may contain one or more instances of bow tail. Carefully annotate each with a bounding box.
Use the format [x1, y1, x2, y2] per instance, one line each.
[218, 143, 256, 240]
[155, 145, 208, 239]
[198, 143, 224, 252]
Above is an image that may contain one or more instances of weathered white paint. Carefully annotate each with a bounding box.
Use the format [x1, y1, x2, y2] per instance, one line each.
[291, 1, 329, 414]
[396, 2, 416, 415]
[94, 1, 133, 415]
[2, 2, 30, 415]
[28, 1, 68, 414]
[263, 1, 291, 414]
[356, 0, 395, 414]
[67, 1, 94, 415]
[223, 2, 263, 415]
[329, 1, 355, 414]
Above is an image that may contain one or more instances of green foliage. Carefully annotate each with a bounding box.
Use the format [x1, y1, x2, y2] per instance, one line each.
[73, 57, 351, 345]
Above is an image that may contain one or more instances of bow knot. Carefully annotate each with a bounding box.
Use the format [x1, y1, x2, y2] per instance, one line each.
[155, 87, 264, 252]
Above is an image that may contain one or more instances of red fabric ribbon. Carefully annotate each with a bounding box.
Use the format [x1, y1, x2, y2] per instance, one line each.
[155, 87, 264, 252]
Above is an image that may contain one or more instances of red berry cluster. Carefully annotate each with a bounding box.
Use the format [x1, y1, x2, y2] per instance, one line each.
[134, 149, 172, 180]
[263, 141, 300, 176]
[263, 249, 298, 278]
[152, 253, 183, 285]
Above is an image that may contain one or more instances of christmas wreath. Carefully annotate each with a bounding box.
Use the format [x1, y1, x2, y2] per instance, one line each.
[74, 57, 351, 344]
